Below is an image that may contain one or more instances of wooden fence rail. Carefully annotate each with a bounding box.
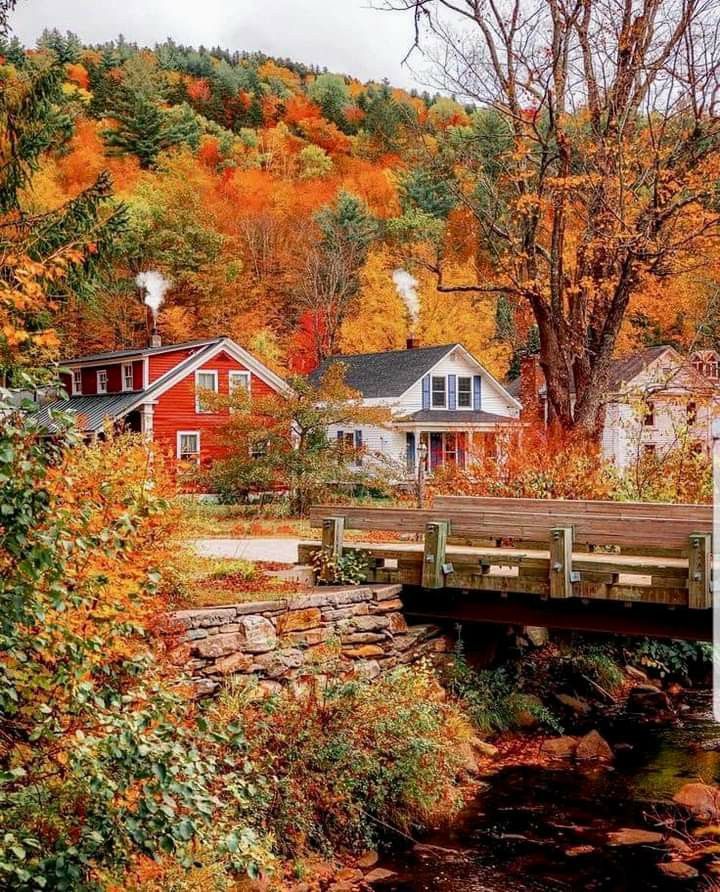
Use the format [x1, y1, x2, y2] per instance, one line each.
[299, 497, 713, 611]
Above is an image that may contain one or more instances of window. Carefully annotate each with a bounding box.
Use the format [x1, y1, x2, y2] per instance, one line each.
[643, 443, 657, 457]
[643, 402, 654, 427]
[122, 362, 134, 392]
[687, 401, 697, 425]
[71, 368, 82, 395]
[457, 376, 472, 408]
[195, 370, 218, 413]
[431, 376, 446, 408]
[177, 431, 200, 462]
[96, 369, 108, 394]
[337, 430, 362, 466]
[250, 439, 268, 459]
[229, 371, 251, 395]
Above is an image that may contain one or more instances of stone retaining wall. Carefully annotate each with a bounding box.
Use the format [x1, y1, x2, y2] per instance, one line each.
[167, 584, 448, 696]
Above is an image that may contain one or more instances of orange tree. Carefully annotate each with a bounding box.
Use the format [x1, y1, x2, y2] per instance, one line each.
[384, 0, 720, 431]
[0, 413, 270, 889]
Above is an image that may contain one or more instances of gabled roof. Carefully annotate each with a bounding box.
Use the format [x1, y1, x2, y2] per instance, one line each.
[397, 409, 515, 425]
[311, 343, 468, 399]
[38, 336, 290, 433]
[59, 337, 223, 365]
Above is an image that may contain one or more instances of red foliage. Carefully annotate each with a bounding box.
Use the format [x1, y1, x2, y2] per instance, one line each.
[186, 77, 211, 103]
[197, 136, 221, 168]
[284, 94, 322, 126]
[66, 63, 89, 90]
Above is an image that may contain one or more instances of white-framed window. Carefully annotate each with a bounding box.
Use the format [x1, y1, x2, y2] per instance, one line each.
[457, 376, 472, 408]
[122, 362, 134, 392]
[71, 368, 82, 395]
[96, 369, 108, 394]
[229, 370, 251, 395]
[431, 376, 446, 408]
[177, 431, 201, 462]
[195, 369, 218, 413]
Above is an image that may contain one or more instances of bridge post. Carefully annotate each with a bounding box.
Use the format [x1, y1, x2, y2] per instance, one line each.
[550, 527, 574, 598]
[688, 532, 711, 609]
[321, 516, 345, 583]
[422, 520, 449, 589]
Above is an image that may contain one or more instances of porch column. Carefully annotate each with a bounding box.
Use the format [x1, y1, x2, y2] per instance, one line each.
[140, 403, 154, 438]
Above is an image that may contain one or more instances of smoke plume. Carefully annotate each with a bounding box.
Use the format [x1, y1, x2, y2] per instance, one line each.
[392, 268, 420, 327]
[136, 270, 171, 322]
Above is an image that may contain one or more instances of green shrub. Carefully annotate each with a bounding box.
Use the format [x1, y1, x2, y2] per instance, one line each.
[211, 667, 475, 857]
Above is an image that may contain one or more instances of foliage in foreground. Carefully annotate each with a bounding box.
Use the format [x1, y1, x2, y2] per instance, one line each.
[211, 666, 476, 858]
[0, 414, 269, 890]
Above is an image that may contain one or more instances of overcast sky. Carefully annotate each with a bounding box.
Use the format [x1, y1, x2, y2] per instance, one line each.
[10, 1, 429, 90]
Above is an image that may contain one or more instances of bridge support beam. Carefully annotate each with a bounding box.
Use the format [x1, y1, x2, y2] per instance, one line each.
[550, 527, 575, 598]
[321, 516, 345, 583]
[688, 532, 712, 609]
[422, 521, 449, 589]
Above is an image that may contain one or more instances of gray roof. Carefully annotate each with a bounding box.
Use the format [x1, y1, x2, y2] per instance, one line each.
[397, 409, 515, 425]
[36, 392, 143, 433]
[39, 339, 224, 433]
[59, 337, 222, 365]
[310, 344, 460, 398]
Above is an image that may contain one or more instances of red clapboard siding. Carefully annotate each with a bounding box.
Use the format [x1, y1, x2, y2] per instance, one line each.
[148, 348, 198, 382]
[152, 351, 276, 463]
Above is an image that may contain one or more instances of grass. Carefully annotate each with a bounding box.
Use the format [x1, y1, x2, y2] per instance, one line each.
[162, 550, 305, 608]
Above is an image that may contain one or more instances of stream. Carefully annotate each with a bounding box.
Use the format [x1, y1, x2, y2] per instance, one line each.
[377, 691, 720, 890]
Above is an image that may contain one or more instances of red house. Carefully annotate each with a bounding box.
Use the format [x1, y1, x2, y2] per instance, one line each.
[41, 336, 289, 464]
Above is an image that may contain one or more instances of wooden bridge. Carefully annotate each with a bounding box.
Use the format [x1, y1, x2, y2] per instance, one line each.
[298, 497, 714, 641]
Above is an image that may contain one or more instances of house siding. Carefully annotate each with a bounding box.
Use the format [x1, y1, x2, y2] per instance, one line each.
[152, 350, 275, 463]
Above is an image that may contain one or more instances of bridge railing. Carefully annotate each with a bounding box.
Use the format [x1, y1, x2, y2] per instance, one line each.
[299, 497, 713, 610]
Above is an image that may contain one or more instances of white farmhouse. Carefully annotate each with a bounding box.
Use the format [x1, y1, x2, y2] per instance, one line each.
[311, 341, 521, 473]
[509, 345, 720, 471]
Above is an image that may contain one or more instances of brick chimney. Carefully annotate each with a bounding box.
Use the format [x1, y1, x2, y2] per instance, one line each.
[150, 330, 162, 348]
[406, 337, 419, 350]
[519, 354, 544, 420]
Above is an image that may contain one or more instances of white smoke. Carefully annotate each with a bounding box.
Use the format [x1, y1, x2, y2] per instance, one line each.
[136, 270, 171, 323]
[392, 268, 420, 327]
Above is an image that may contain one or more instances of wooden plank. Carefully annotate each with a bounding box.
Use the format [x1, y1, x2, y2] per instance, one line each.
[550, 527, 574, 598]
[433, 495, 712, 524]
[308, 504, 708, 548]
[422, 521, 448, 589]
[688, 533, 712, 609]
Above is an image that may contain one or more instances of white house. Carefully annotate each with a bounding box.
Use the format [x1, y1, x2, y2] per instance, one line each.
[509, 345, 720, 471]
[311, 341, 521, 473]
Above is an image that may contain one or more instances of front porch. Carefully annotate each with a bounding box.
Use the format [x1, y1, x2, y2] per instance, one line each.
[402, 427, 501, 473]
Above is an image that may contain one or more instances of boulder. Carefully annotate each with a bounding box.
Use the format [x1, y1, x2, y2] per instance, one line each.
[515, 694, 546, 729]
[673, 783, 720, 822]
[657, 862, 699, 880]
[607, 828, 664, 846]
[213, 652, 253, 675]
[625, 664, 650, 683]
[524, 625, 549, 647]
[575, 730, 613, 763]
[363, 868, 396, 883]
[357, 851, 379, 869]
[471, 737, 499, 758]
[555, 693, 591, 716]
[540, 736, 578, 760]
[627, 684, 672, 714]
[195, 631, 245, 660]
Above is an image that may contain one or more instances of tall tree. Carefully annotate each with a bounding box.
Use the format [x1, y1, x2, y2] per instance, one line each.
[384, 0, 720, 430]
[296, 191, 378, 367]
[0, 37, 125, 380]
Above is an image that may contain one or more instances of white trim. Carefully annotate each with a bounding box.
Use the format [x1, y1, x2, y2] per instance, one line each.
[456, 374, 473, 410]
[430, 374, 447, 409]
[71, 368, 82, 396]
[96, 369, 108, 394]
[143, 356, 149, 388]
[177, 430, 201, 462]
[229, 369, 251, 395]
[122, 362, 134, 392]
[195, 369, 219, 413]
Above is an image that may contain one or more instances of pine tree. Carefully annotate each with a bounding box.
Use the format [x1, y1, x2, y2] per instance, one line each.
[103, 88, 200, 168]
[0, 32, 126, 379]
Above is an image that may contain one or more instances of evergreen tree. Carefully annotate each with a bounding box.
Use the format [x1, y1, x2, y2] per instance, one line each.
[0, 35, 125, 378]
[103, 89, 201, 168]
[400, 166, 457, 219]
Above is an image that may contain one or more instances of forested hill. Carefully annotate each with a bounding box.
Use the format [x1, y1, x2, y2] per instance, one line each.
[1, 28, 710, 377]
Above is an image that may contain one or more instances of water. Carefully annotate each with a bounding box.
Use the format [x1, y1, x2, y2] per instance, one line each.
[378, 692, 720, 890]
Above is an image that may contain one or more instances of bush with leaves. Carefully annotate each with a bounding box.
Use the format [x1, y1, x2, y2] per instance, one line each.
[215, 666, 475, 858]
[0, 407, 270, 889]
